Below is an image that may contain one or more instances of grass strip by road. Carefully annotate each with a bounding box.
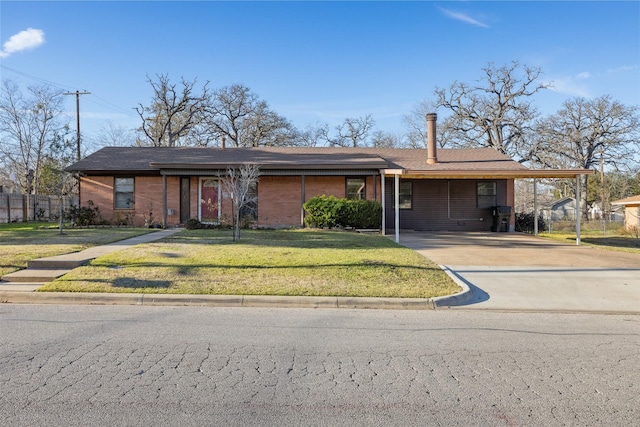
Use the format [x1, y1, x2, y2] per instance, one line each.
[38, 229, 460, 298]
[0, 222, 155, 277]
[539, 232, 640, 254]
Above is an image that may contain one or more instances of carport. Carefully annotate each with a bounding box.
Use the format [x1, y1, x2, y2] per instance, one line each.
[382, 169, 594, 245]
[379, 112, 594, 244]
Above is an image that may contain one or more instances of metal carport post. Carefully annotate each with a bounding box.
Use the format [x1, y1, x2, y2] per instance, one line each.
[381, 169, 404, 244]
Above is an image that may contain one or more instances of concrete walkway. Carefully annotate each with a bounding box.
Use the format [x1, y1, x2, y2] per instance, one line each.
[400, 231, 640, 314]
[0, 229, 184, 291]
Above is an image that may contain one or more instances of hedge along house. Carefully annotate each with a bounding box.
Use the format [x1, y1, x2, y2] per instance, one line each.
[67, 114, 593, 243]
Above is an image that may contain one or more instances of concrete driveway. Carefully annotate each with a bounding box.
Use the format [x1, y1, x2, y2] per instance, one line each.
[400, 232, 640, 313]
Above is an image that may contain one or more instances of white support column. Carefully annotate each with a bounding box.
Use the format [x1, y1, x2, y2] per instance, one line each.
[395, 173, 400, 243]
[381, 172, 386, 236]
[533, 179, 538, 236]
[576, 174, 581, 245]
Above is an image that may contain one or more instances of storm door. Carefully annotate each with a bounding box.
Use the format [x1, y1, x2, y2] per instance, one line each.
[180, 177, 190, 223]
[199, 178, 220, 223]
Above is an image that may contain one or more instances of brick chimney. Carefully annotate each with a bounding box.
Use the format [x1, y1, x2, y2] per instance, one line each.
[221, 135, 226, 150]
[426, 113, 437, 164]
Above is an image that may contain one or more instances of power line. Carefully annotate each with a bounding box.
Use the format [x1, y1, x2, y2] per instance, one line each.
[1, 64, 77, 91]
[2, 64, 133, 116]
[64, 91, 91, 161]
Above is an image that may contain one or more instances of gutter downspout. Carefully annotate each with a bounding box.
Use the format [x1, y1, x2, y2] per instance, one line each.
[381, 171, 386, 236]
[576, 174, 581, 245]
[395, 173, 400, 243]
[300, 175, 305, 226]
[533, 179, 538, 236]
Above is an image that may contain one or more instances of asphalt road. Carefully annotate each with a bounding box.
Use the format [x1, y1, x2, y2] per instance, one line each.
[1, 305, 638, 426]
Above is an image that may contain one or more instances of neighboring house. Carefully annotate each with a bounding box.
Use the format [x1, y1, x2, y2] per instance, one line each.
[541, 197, 578, 221]
[611, 195, 640, 231]
[67, 115, 591, 238]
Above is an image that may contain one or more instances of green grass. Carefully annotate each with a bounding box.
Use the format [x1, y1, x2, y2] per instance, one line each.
[38, 229, 460, 299]
[0, 222, 156, 277]
[539, 232, 640, 253]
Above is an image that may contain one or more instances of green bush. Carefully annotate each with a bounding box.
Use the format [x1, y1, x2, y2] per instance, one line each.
[64, 200, 106, 226]
[303, 195, 345, 228]
[342, 199, 382, 229]
[303, 195, 381, 229]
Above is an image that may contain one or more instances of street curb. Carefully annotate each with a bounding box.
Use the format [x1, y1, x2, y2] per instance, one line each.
[431, 265, 474, 307]
[0, 291, 438, 310]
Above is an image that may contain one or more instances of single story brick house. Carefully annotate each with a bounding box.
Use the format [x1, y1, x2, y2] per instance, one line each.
[611, 195, 640, 231]
[67, 115, 592, 241]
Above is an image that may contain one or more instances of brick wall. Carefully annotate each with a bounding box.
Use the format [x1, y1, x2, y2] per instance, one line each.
[258, 176, 303, 226]
[80, 175, 182, 227]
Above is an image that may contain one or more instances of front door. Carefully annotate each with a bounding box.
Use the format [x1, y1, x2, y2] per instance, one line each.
[199, 178, 219, 223]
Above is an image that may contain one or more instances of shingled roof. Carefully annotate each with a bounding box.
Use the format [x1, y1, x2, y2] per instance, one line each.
[67, 146, 590, 179]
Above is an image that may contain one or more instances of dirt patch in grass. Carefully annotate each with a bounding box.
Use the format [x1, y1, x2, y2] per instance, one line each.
[39, 229, 460, 298]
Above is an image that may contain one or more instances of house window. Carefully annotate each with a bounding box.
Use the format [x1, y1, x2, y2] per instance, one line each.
[477, 182, 497, 208]
[114, 177, 134, 209]
[346, 177, 366, 200]
[399, 181, 413, 209]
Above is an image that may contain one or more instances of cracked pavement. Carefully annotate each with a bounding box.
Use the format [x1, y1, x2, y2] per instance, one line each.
[1, 306, 639, 426]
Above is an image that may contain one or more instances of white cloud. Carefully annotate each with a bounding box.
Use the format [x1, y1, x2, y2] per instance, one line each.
[576, 72, 591, 80]
[607, 64, 638, 74]
[440, 8, 490, 28]
[0, 28, 45, 58]
[547, 75, 591, 98]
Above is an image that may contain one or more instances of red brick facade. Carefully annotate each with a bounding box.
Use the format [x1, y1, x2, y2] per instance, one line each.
[80, 174, 386, 228]
[79, 173, 513, 230]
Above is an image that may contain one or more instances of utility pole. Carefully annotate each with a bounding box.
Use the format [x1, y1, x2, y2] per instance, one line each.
[64, 90, 91, 161]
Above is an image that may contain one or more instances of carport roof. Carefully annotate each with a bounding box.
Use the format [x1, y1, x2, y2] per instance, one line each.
[611, 195, 640, 206]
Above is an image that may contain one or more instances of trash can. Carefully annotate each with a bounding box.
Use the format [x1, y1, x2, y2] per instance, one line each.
[491, 206, 512, 232]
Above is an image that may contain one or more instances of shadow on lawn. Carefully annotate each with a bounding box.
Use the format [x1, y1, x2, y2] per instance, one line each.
[99, 261, 442, 272]
[581, 236, 640, 249]
[165, 229, 397, 250]
[113, 277, 172, 289]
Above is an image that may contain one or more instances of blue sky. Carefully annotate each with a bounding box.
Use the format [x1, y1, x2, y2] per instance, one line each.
[1, 1, 639, 150]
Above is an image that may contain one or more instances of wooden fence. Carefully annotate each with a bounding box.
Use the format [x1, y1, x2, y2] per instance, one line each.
[0, 194, 79, 223]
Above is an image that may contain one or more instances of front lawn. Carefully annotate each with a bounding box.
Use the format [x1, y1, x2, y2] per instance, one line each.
[0, 222, 155, 277]
[39, 229, 460, 298]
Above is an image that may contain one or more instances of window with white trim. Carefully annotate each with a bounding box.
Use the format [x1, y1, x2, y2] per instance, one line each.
[114, 177, 134, 209]
[477, 182, 497, 208]
[346, 177, 366, 200]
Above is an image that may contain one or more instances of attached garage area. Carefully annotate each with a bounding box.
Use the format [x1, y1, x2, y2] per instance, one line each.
[384, 179, 512, 232]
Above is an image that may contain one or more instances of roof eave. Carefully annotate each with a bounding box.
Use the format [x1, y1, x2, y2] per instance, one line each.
[402, 169, 594, 179]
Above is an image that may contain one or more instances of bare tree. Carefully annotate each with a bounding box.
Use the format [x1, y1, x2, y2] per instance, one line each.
[205, 84, 297, 147]
[297, 123, 330, 147]
[435, 61, 549, 161]
[0, 79, 68, 194]
[370, 130, 401, 148]
[135, 74, 209, 147]
[330, 115, 376, 147]
[534, 95, 639, 216]
[219, 163, 260, 241]
[95, 121, 137, 149]
[403, 99, 438, 148]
